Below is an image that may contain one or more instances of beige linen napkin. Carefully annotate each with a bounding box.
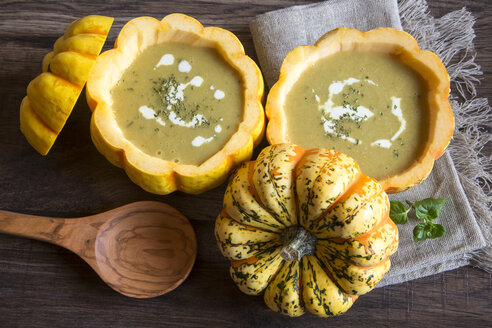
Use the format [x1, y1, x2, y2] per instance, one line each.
[250, 0, 487, 286]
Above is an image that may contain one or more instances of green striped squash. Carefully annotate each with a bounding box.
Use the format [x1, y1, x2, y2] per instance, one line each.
[215, 144, 399, 317]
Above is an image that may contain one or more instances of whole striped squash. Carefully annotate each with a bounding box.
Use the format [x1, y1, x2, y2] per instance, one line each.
[215, 143, 399, 317]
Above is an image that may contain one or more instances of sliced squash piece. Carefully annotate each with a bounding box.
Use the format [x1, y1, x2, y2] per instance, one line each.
[20, 15, 113, 155]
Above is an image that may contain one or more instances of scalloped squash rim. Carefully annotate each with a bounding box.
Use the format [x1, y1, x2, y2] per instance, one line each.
[265, 27, 454, 193]
[20, 15, 113, 155]
[86, 14, 264, 194]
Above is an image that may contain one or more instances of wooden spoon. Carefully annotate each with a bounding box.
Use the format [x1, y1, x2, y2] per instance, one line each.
[0, 201, 197, 298]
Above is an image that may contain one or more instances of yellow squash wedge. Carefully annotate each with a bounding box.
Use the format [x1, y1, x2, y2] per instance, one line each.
[215, 144, 399, 317]
[20, 15, 113, 155]
[265, 27, 454, 193]
[86, 14, 264, 195]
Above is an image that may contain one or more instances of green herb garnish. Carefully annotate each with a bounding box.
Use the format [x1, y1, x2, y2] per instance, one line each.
[153, 75, 209, 127]
[389, 198, 449, 242]
[389, 201, 411, 224]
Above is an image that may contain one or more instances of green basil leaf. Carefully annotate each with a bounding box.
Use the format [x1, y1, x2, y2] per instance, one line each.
[414, 198, 449, 221]
[389, 201, 409, 224]
[413, 223, 427, 242]
[429, 224, 446, 238]
[426, 225, 435, 239]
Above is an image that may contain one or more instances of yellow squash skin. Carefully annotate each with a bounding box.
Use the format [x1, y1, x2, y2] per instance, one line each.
[265, 27, 454, 193]
[264, 261, 304, 317]
[20, 15, 113, 155]
[86, 14, 265, 195]
[215, 144, 399, 318]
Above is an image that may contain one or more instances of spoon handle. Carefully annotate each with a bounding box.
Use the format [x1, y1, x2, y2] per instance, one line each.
[0, 210, 73, 247]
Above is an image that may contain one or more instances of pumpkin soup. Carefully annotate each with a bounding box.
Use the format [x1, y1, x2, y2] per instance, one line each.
[284, 51, 429, 179]
[111, 42, 243, 165]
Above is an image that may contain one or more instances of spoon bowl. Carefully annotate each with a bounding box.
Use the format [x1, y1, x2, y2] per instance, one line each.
[0, 201, 197, 298]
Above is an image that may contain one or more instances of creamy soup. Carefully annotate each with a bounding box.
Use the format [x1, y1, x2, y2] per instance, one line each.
[284, 52, 429, 179]
[111, 42, 243, 165]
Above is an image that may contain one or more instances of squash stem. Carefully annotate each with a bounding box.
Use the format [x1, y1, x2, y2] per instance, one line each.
[280, 226, 316, 261]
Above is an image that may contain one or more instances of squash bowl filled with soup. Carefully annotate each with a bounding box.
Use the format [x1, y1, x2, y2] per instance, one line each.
[266, 27, 454, 193]
[86, 14, 264, 195]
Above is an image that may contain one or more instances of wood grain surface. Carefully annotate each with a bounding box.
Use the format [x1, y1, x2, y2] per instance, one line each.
[0, 0, 490, 327]
[0, 202, 197, 299]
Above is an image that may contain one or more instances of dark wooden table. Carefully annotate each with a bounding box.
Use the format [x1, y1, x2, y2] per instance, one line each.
[0, 1, 490, 327]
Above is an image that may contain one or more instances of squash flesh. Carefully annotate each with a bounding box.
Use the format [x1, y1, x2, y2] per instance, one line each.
[265, 27, 454, 193]
[86, 14, 265, 195]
